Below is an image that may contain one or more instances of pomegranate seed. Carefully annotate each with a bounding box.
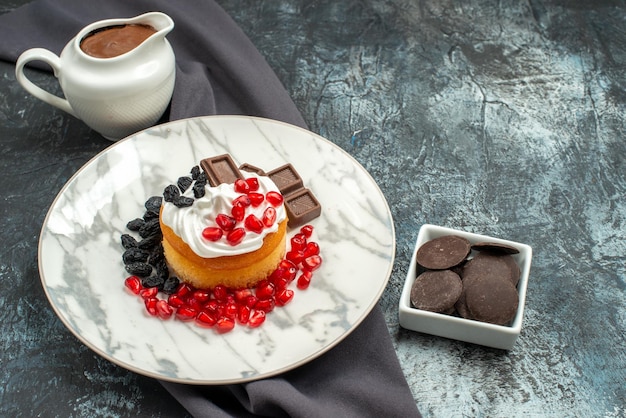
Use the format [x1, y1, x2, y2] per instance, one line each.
[244, 295, 258, 308]
[279, 259, 297, 270]
[176, 306, 198, 321]
[300, 225, 314, 238]
[303, 241, 320, 257]
[234, 288, 253, 302]
[202, 227, 223, 241]
[213, 285, 229, 301]
[156, 300, 174, 319]
[193, 290, 211, 303]
[272, 275, 289, 291]
[270, 264, 296, 286]
[232, 194, 251, 208]
[303, 255, 323, 271]
[185, 297, 203, 312]
[266, 191, 284, 207]
[234, 179, 250, 194]
[223, 302, 238, 319]
[216, 214, 237, 231]
[226, 228, 246, 245]
[290, 234, 307, 252]
[231, 204, 246, 222]
[204, 299, 219, 314]
[262, 207, 277, 227]
[237, 305, 251, 324]
[286, 250, 304, 265]
[248, 192, 264, 206]
[255, 298, 275, 313]
[255, 281, 275, 299]
[248, 310, 266, 328]
[267, 267, 289, 292]
[175, 283, 193, 298]
[245, 177, 260, 191]
[234, 288, 252, 303]
[244, 214, 264, 234]
[167, 294, 186, 308]
[140, 286, 158, 299]
[276, 289, 294, 306]
[284, 266, 298, 282]
[144, 297, 159, 316]
[297, 273, 312, 290]
[269, 267, 285, 281]
[195, 310, 217, 328]
[124, 276, 142, 295]
[216, 317, 235, 333]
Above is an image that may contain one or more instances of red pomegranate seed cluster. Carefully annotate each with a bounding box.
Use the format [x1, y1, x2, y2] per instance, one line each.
[202, 177, 284, 246]
[124, 225, 322, 333]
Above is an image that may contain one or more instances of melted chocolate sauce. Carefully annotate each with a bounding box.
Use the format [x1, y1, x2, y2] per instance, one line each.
[80, 24, 156, 58]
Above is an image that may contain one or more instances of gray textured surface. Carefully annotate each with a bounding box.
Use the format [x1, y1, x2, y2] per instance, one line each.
[1, 0, 625, 417]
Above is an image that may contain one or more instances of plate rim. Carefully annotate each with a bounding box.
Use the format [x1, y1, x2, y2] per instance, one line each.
[37, 115, 396, 384]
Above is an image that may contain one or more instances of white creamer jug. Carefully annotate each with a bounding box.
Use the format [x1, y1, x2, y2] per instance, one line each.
[16, 12, 176, 140]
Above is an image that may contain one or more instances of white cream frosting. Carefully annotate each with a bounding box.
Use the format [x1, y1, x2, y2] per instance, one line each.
[161, 172, 286, 257]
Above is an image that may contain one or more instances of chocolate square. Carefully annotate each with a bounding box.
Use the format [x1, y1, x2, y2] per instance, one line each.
[200, 154, 244, 186]
[284, 188, 321, 227]
[267, 163, 304, 196]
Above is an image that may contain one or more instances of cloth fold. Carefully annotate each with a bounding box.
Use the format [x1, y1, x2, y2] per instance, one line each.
[0, 1, 420, 416]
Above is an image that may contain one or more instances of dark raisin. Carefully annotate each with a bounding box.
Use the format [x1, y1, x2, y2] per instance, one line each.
[148, 243, 165, 265]
[125, 262, 153, 277]
[142, 274, 165, 289]
[144, 196, 163, 212]
[126, 218, 144, 231]
[193, 181, 206, 198]
[143, 209, 159, 221]
[173, 195, 194, 208]
[195, 172, 207, 186]
[163, 184, 180, 202]
[121, 234, 138, 249]
[191, 165, 200, 180]
[122, 248, 150, 264]
[162, 276, 180, 294]
[139, 218, 161, 238]
[138, 235, 161, 250]
[155, 261, 169, 279]
[177, 176, 193, 192]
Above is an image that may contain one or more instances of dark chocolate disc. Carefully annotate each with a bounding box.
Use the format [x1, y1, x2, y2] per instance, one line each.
[471, 241, 520, 255]
[415, 235, 471, 270]
[462, 252, 520, 286]
[465, 275, 519, 325]
[454, 272, 483, 319]
[410, 270, 462, 313]
[454, 288, 471, 319]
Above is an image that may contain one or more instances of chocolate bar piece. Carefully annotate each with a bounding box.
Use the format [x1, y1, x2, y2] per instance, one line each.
[200, 154, 244, 186]
[239, 163, 266, 176]
[267, 163, 304, 196]
[284, 188, 321, 227]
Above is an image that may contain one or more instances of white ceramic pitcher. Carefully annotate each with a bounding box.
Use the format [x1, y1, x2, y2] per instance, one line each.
[16, 12, 176, 140]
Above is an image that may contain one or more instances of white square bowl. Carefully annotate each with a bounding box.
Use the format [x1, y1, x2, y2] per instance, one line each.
[399, 224, 532, 350]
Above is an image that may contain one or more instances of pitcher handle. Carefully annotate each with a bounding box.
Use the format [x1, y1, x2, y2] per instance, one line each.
[15, 48, 77, 117]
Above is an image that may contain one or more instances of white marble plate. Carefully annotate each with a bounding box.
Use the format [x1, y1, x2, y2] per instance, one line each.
[38, 116, 395, 384]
